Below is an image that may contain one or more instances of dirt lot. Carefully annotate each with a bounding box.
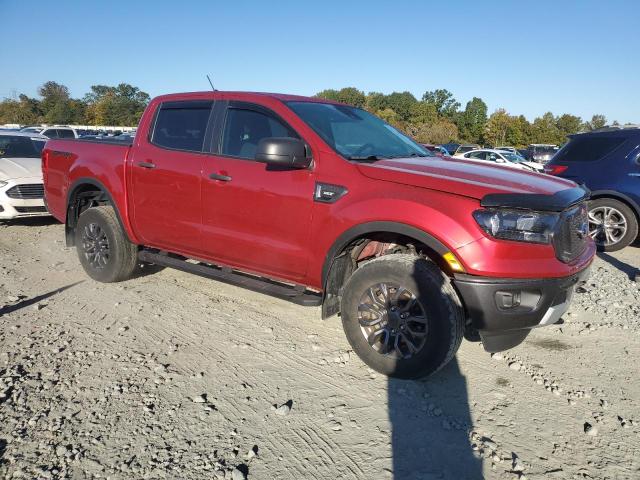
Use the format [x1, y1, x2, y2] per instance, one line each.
[1, 218, 639, 480]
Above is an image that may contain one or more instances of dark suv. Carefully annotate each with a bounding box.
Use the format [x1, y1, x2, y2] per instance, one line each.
[545, 127, 640, 251]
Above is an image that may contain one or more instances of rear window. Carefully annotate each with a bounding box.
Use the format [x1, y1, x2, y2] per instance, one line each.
[152, 101, 212, 152]
[57, 129, 75, 138]
[552, 136, 626, 163]
[0, 135, 41, 158]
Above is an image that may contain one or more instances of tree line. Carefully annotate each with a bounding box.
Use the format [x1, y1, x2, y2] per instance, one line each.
[316, 87, 614, 147]
[0, 81, 149, 127]
[0, 81, 619, 146]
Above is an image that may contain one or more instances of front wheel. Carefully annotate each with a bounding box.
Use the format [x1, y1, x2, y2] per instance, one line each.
[75, 206, 138, 282]
[340, 254, 465, 379]
[588, 198, 638, 252]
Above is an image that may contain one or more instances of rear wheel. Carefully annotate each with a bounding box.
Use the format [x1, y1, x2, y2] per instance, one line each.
[588, 198, 638, 251]
[340, 254, 465, 379]
[75, 206, 138, 282]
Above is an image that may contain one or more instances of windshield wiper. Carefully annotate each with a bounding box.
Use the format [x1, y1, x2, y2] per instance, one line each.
[346, 155, 387, 162]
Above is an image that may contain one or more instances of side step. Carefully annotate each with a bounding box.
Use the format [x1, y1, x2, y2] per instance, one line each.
[138, 250, 322, 307]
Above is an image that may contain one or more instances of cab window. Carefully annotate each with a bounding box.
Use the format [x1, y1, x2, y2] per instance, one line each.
[221, 107, 298, 159]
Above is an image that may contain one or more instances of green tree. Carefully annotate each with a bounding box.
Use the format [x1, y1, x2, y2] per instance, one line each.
[484, 109, 512, 147]
[385, 91, 418, 122]
[365, 92, 388, 112]
[409, 102, 438, 125]
[405, 118, 459, 144]
[531, 112, 562, 144]
[556, 114, 583, 138]
[457, 97, 487, 143]
[584, 114, 607, 131]
[421, 89, 460, 119]
[315, 87, 366, 108]
[84, 83, 150, 125]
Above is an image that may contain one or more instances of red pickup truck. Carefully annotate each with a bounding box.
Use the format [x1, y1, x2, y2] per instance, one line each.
[43, 91, 595, 378]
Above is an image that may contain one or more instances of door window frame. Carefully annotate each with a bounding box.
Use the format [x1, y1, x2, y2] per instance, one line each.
[212, 100, 304, 162]
[148, 100, 216, 155]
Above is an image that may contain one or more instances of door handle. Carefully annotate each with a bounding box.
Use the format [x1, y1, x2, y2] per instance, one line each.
[629, 173, 640, 177]
[137, 161, 156, 169]
[209, 173, 232, 182]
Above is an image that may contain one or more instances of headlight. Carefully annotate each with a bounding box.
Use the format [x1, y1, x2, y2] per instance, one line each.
[473, 209, 559, 244]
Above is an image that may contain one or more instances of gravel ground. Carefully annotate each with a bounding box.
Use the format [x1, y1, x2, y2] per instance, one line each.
[1, 218, 639, 480]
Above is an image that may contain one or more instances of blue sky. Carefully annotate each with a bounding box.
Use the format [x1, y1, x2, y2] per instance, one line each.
[1, 0, 638, 123]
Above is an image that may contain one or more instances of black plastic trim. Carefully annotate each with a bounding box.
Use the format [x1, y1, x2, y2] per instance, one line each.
[480, 185, 590, 212]
[139, 249, 322, 306]
[65, 178, 131, 246]
[453, 265, 591, 348]
[322, 222, 450, 287]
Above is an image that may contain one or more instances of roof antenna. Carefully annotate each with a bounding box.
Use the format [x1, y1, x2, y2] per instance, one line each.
[206, 75, 216, 91]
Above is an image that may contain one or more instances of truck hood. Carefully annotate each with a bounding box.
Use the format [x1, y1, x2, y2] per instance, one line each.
[0, 157, 42, 181]
[356, 157, 576, 200]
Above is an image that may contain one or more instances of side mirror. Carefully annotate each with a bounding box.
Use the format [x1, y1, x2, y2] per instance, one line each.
[255, 137, 311, 169]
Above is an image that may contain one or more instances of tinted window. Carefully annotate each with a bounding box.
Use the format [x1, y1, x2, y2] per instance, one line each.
[31, 139, 46, 154]
[0, 135, 41, 158]
[221, 108, 297, 159]
[42, 129, 58, 138]
[152, 103, 211, 152]
[552, 136, 626, 163]
[57, 129, 75, 138]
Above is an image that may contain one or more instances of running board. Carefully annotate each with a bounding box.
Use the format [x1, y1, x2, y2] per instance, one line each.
[138, 250, 322, 307]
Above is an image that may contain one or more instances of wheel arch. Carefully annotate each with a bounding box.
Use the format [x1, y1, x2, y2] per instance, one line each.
[589, 190, 640, 224]
[321, 221, 453, 319]
[65, 178, 133, 247]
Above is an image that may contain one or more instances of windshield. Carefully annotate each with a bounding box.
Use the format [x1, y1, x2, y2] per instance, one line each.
[533, 146, 557, 154]
[0, 135, 41, 158]
[286, 101, 431, 160]
[502, 152, 524, 163]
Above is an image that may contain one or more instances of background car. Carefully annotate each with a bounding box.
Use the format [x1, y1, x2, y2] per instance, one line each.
[420, 144, 448, 157]
[453, 144, 481, 156]
[442, 142, 460, 156]
[525, 144, 559, 164]
[20, 125, 78, 139]
[496, 146, 519, 154]
[544, 127, 640, 251]
[0, 131, 50, 219]
[455, 148, 544, 172]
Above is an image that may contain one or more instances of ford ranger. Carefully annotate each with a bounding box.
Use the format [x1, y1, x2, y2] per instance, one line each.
[42, 91, 595, 378]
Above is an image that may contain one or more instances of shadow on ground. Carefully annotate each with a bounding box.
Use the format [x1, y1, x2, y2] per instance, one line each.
[389, 359, 481, 479]
[0, 438, 6, 464]
[597, 252, 639, 280]
[0, 281, 83, 316]
[0, 217, 60, 228]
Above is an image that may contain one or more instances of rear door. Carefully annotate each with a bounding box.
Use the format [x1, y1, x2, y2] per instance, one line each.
[200, 101, 315, 281]
[129, 100, 213, 254]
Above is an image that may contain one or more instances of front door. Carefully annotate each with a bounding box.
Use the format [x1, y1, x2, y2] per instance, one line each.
[201, 102, 315, 282]
[129, 100, 212, 254]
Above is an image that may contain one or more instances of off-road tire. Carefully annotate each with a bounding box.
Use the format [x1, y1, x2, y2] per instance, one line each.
[75, 206, 138, 282]
[340, 254, 465, 379]
[588, 198, 638, 252]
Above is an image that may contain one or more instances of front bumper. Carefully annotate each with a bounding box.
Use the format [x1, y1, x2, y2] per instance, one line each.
[454, 265, 591, 352]
[0, 179, 49, 220]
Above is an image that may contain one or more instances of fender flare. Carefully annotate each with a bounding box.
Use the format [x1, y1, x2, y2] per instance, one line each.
[65, 177, 135, 245]
[589, 190, 640, 217]
[321, 221, 451, 288]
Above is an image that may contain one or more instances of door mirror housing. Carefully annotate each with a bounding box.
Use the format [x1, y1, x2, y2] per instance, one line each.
[255, 137, 311, 169]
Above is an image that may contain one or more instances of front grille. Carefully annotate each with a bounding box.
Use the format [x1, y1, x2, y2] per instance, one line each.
[553, 203, 588, 263]
[6, 184, 44, 199]
[14, 206, 48, 213]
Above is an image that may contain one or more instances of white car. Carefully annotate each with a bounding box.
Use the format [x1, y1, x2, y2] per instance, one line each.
[455, 149, 544, 172]
[0, 131, 50, 220]
[20, 125, 78, 139]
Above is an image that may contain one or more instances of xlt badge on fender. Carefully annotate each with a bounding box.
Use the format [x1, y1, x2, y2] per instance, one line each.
[314, 182, 348, 203]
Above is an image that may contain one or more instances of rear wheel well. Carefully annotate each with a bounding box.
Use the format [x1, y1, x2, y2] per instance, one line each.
[321, 231, 453, 319]
[65, 184, 113, 246]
